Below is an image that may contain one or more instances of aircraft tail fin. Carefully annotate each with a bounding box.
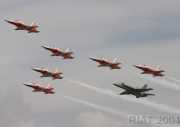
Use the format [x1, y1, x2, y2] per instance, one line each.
[113, 58, 118, 63]
[120, 91, 128, 95]
[40, 67, 48, 72]
[54, 68, 59, 73]
[156, 65, 161, 70]
[65, 48, 70, 52]
[101, 57, 107, 61]
[31, 22, 38, 27]
[15, 20, 24, 24]
[142, 84, 148, 89]
[47, 84, 54, 90]
[121, 82, 126, 86]
[146, 93, 155, 96]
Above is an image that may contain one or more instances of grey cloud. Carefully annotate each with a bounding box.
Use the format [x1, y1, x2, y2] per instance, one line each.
[77, 111, 122, 127]
[0, 85, 32, 127]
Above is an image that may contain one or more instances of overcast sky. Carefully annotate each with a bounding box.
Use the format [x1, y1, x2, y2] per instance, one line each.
[0, 0, 180, 127]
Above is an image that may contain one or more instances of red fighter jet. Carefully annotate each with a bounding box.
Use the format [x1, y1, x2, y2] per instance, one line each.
[32, 67, 63, 80]
[90, 57, 122, 69]
[24, 83, 55, 94]
[5, 19, 39, 33]
[134, 64, 165, 77]
[42, 45, 74, 59]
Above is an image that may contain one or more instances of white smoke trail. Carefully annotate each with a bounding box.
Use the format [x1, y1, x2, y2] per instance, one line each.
[131, 69, 180, 91]
[63, 95, 179, 127]
[65, 79, 180, 114]
[63, 95, 127, 117]
[144, 77, 180, 91]
[166, 77, 180, 84]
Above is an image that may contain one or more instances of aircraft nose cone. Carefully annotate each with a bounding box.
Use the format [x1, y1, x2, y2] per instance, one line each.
[133, 65, 137, 67]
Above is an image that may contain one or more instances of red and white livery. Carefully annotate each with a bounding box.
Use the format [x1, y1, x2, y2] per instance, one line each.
[5, 19, 39, 33]
[90, 57, 122, 69]
[134, 64, 165, 77]
[32, 67, 63, 80]
[24, 83, 55, 94]
[42, 45, 74, 59]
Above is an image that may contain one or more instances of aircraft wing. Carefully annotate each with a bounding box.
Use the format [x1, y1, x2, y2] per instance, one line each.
[120, 91, 131, 95]
[145, 93, 155, 96]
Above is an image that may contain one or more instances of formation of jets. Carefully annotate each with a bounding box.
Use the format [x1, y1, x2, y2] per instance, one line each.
[5, 19, 166, 98]
[5, 19, 39, 33]
[113, 83, 155, 98]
